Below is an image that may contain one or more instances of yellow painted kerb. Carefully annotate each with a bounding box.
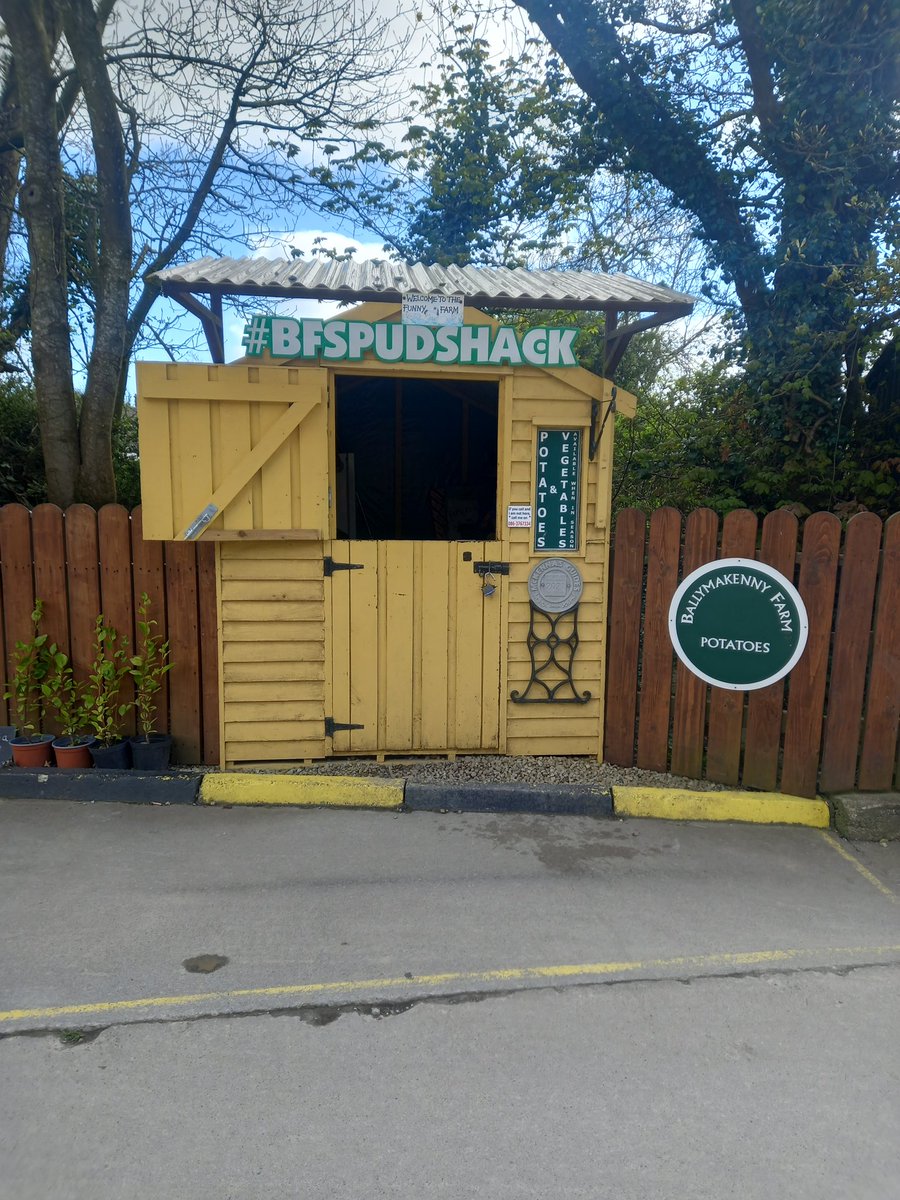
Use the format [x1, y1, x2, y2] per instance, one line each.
[613, 786, 830, 828]
[200, 772, 403, 809]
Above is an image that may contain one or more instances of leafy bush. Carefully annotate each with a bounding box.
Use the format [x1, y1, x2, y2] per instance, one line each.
[613, 363, 900, 517]
[0, 381, 142, 508]
[0, 379, 48, 507]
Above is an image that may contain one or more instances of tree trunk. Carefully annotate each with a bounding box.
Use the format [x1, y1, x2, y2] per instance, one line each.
[516, 0, 770, 317]
[0, 62, 21, 310]
[0, 0, 80, 505]
[63, 0, 132, 506]
[0, 144, 23, 358]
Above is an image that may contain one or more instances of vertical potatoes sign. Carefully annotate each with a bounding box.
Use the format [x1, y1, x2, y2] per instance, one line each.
[668, 558, 809, 690]
[534, 429, 581, 551]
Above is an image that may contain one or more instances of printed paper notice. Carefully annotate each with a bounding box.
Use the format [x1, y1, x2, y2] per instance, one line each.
[402, 292, 464, 326]
[507, 505, 533, 528]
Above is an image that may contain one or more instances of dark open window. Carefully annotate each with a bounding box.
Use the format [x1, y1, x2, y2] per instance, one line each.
[334, 375, 499, 540]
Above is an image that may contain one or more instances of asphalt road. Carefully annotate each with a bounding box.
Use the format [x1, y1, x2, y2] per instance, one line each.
[2, 799, 898, 1199]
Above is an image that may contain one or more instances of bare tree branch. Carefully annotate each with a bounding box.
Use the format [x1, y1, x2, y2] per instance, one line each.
[729, 0, 782, 140]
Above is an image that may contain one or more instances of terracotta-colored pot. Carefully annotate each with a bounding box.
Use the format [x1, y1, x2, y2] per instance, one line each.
[11, 735, 54, 767]
[52, 737, 96, 769]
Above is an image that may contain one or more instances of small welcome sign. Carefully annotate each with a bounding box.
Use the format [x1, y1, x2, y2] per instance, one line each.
[668, 558, 808, 690]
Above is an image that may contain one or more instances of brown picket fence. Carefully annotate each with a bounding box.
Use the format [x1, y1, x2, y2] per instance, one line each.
[3, 502, 898, 789]
[605, 508, 900, 798]
[0, 504, 218, 765]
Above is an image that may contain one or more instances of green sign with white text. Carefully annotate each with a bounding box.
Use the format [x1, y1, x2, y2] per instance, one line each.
[241, 315, 580, 367]
[534, 429, 581, 551]
[668, 558, 808, 690]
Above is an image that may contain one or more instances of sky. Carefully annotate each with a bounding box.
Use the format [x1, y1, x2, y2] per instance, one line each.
[221, 231, 395, 359]
[126, 0, 708, 380]
[129, 229, 397, 380]
[129, 0, 459, 373]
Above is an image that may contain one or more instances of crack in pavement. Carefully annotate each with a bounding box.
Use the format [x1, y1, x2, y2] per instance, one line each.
[2, 956, 897, 1046]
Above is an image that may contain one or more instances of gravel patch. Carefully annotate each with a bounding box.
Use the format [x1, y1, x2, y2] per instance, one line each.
[175, 755, 729, 791]
[0, 756, 729, 794]
[252, 756, 729, 791]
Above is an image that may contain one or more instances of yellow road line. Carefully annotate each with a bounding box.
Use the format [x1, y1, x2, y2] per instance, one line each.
[613, 786, 830, 827]
[818, 831, 898, 902]
[3, 944, 899, 1024]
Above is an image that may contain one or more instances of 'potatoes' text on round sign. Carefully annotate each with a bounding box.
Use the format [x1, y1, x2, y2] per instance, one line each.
[668, 558, 808, 691]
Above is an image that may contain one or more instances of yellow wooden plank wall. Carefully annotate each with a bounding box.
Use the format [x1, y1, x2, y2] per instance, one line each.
[327, 540, 503, 754]
[503, 375, 612, 756]
[139, 353, 618, 761]
[220, 541, 327, 764]
[136, 363, 328, 540]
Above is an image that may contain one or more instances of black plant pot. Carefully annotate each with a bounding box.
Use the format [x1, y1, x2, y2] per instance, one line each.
[129, 734, 173, 771]
[90, 739, 131, 770]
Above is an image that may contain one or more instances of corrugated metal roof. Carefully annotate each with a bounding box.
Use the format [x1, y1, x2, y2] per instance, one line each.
[151, 256, 695, 314]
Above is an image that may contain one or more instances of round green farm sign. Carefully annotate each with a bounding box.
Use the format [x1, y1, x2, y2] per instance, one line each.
[668, 558, 808, 691]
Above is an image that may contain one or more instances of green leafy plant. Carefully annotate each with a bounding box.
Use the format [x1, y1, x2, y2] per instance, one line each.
[3, 600, 52, 740]
[129, 592, 172, 741]
[83, 616, 131, 747]
[41, 649, 90, 744]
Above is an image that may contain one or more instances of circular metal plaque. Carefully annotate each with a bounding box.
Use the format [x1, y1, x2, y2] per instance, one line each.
[528, 559, 584, 613]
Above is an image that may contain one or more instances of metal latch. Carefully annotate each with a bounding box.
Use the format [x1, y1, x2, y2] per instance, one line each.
[324, 557, 364, 577]
[473, 561, 510, 576]
[325, 717, 365, 737]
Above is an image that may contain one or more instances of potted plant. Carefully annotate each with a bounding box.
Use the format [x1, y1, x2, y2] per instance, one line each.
[44, 650, 95, 769]
[84, 616, 132, 769]
[3, 601, 54, 766]
[128, 592, 173, 770]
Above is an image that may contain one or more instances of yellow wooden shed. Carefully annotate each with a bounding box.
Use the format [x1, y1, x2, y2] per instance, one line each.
[138, 259, 694, 767]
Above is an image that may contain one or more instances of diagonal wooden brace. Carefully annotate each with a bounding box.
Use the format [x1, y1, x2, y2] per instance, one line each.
[177, 396, 319, 540]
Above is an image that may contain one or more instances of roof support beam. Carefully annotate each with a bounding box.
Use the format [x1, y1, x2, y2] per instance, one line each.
[604, 305, 693, 375]
[170, 290, 225, 363]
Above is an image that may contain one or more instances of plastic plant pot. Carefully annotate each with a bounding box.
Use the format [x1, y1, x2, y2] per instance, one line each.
[90, 739, 131, 770]
[128, 734, 173, 771]
[52, 736, 96, 770]
[11, 734, 54, 767]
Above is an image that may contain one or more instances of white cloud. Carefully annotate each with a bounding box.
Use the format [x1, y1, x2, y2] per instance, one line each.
[250, 229, 389, 264]
[225, 230, 392, 356]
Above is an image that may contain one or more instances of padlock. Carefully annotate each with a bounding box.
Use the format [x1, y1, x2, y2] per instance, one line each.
[482, 571, 496, 598]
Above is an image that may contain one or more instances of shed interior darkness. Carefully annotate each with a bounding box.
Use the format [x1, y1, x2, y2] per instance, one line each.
[334, 375, 499, 540]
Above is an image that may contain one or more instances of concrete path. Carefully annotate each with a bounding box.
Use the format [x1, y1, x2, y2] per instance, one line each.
[1, 799, 898, 1199]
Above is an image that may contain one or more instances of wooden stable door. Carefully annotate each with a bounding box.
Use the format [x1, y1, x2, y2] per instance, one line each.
[326, 540, 504, 754]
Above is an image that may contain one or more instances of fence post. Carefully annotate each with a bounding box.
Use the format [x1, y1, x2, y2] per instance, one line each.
[604, 508, 647, 766]
[635, 507, 680, 773]
[670, 508, 718, 780]
[0, 505, 34, 725]
[781, 513, 841, 797]
[742, 510, 800, 791]
[819, 513, 883, 792]
[858, 513, 900, 790]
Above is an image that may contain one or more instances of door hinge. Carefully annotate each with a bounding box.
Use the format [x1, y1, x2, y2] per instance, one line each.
[473, 561, 510, 576]
[324, 556, 364, 577]
[325, 717, 365, 737]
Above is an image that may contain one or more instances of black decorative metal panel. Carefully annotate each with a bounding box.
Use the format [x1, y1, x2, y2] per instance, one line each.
[510, 602, 592, 704]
